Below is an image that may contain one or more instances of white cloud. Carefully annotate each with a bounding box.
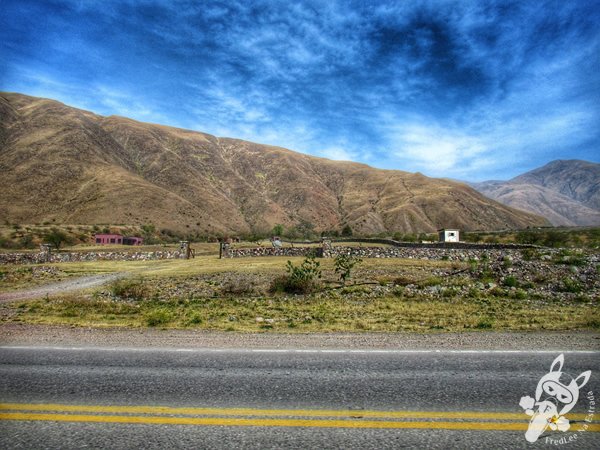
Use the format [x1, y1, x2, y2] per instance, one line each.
[319, 146, 355, 162]
[385, 122, 487, 174]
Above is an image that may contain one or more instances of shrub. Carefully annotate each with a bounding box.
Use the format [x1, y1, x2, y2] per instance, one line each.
[503, 276, 518, 288]
[516, 231, 542, 245]
[341, 224, 353, 237]
[144, 308, 172, 326]
[513, 289, 527, 300]
[442, 287, 460, 298]
[19, 234, 37, 249]
[586, 319, 600, 329]
[393, 275, 416, 286]
[418, 276, 442, 287]
[186, 312, 203, 325]
[560, 278, 582, 294]
[553, 250, 586, 267]
[543, 230, 567, 248]
[475, 319, 494, 329]
[110, 278, 148, 300]
[521, 248, 539, 261]
[270, 255, 322, 294]
[334, 253, 362, 286]
[221, 275, 260, 296]
[391, 286, 404, 297]
[0, 235, 18, 249]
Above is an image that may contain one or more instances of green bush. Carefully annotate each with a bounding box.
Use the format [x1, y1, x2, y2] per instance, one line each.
[543, 230, 568, 248]
[553, 250, 586, 267]
[334, 253, 362, 286]
[521, 248, 539, 261]
[144, 308, 172, 326]
[186, 312, 203, 325]
[560, 278, 582, 294]
[270, 255, 322, 294]
[513, 289, 527, 300]
[391, 286, 404, 297]
[475, 319, 494, 329]
[503, 276, 518, 288]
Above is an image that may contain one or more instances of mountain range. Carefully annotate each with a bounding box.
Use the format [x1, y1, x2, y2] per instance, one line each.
[0, 92, 550, 236]
[471, 160, 600, 227]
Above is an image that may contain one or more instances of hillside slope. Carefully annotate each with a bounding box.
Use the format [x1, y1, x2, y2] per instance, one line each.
[0, 92, 547, 235]
[472, 160, 600, 226]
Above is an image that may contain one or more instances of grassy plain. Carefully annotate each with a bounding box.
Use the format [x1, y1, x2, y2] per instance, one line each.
[1, 246, 598, 333]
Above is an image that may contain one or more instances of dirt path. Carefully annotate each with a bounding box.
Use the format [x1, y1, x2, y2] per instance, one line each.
[0, 273, 126, 303]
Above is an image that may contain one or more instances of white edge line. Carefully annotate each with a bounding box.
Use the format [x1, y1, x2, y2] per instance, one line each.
[0, 346, 598, 354]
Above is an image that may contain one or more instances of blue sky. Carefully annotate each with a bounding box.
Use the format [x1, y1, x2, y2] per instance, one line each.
[1, 0, 598, 181]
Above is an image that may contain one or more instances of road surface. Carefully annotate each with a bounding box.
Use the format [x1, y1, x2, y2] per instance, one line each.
[0, 346, 598, 449]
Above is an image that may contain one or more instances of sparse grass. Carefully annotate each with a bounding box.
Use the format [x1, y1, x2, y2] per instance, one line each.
[10, 292, 599, 332]
[2, 252, 598, 332]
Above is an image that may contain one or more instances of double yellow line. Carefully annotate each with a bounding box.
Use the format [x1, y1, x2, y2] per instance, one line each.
[0, 403, 598, 431]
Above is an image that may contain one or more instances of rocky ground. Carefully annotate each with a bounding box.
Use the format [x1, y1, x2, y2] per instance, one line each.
[86, 247, 599, 305]
[1, 322, 598, 350]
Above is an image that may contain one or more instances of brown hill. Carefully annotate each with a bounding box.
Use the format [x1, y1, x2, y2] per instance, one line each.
[512, 160, 600, 211]
[0, 92, 548, 235]
[472, 160, 600, 227]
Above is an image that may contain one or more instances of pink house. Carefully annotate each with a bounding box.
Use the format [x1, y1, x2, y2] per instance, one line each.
[94, 234, 143, 245]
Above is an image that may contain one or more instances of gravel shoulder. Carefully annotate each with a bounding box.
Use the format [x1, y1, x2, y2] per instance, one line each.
[0, 322, 598, 350]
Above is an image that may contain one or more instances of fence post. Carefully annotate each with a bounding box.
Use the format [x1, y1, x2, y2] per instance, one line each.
[40, 244, 52, 263]
[179, 241, 190, 259]
[321, 238, 332, 258]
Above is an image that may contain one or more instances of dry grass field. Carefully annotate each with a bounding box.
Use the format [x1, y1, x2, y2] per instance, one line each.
[1, 245, 598, 332]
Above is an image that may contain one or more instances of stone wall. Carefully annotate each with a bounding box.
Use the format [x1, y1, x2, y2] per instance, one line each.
[331, 238, 536, 250]
[0, 250, 185, 265]
[323, 246, 527, 261]
[222, 247, 323, 258]
[0, 239, 541, 265]
[221, 240, 539, 261]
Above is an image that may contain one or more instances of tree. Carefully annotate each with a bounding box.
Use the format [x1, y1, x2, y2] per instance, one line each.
[341, 224, 353, 237]
[543, 230, 567, 248]
[271, 224, 284, 236]
[141, 223, 155, 235]
[296, 219, 315, 240]
[141, 223, 157, 244]
[516, 231, 540, 245]
[44, 228, 70, 250]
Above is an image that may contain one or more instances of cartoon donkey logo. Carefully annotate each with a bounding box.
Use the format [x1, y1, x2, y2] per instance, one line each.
[519, 354, 591, 443]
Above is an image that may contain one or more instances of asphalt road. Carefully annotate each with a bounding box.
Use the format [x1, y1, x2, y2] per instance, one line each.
[0, 347, 598, 449]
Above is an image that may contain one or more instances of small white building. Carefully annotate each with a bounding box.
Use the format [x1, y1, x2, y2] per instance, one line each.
[438, 229, 460, 243]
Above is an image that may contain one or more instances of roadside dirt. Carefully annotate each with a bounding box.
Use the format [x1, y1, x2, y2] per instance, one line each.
[0, 322, 598, 350]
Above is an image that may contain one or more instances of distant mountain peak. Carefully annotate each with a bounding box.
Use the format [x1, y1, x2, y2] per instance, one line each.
[472, 159, 600, 226]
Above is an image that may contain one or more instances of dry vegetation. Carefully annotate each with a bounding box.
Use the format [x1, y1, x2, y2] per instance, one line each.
[2, 245, 598, 332]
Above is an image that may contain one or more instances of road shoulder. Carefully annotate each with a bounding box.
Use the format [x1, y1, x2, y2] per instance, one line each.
[0, 323, 598, 350]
